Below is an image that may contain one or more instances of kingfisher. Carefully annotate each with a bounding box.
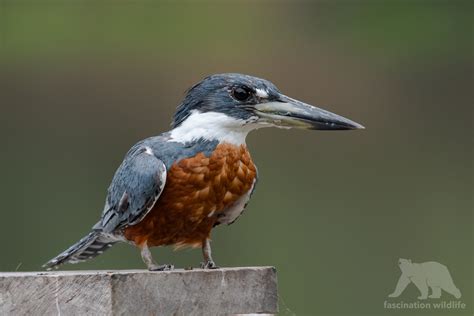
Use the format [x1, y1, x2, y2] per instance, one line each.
[44, 73, 364, 271]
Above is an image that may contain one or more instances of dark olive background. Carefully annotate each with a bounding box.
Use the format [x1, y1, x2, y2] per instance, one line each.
[0, 1, 472, 315]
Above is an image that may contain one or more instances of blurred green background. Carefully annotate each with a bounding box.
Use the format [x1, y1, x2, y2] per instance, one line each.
[0, 1, 472, 315]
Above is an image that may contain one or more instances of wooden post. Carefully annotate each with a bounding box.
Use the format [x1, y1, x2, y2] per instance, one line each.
[0, 266, 278, 315]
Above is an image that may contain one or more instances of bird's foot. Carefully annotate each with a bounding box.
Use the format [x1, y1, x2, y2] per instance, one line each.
[148, 263, 174, 271]
[200, 260, 219, 269]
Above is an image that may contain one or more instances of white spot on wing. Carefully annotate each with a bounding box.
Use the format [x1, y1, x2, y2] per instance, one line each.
[144, 146, 153, 155]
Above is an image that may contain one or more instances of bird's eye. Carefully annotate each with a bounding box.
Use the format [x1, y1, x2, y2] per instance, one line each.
[232, 86, 252, 101]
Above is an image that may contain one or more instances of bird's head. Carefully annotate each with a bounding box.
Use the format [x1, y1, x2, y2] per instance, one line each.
[170, 73, 364, 144]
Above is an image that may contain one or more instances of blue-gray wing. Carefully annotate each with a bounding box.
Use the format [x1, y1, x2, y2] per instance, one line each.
[97, 146, 167, 233]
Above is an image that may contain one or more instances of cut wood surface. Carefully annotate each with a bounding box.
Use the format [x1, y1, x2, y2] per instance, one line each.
[0, 266, 278, 315]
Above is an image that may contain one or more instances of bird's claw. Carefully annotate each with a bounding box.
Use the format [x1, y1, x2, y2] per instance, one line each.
[148, 264, 174, 271]
[200, 261, 219, 269]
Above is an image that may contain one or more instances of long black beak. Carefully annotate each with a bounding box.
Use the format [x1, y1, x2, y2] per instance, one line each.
[254, 95, 364, 130]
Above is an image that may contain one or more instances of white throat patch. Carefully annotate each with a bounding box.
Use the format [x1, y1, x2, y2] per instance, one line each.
[169, 111, 260, 145]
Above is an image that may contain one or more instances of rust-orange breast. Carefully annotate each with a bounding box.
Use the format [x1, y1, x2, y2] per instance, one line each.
[123, 143, 257, 248]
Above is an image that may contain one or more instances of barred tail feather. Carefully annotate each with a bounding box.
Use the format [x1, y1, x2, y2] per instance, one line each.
[43, 231, 117, 270]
